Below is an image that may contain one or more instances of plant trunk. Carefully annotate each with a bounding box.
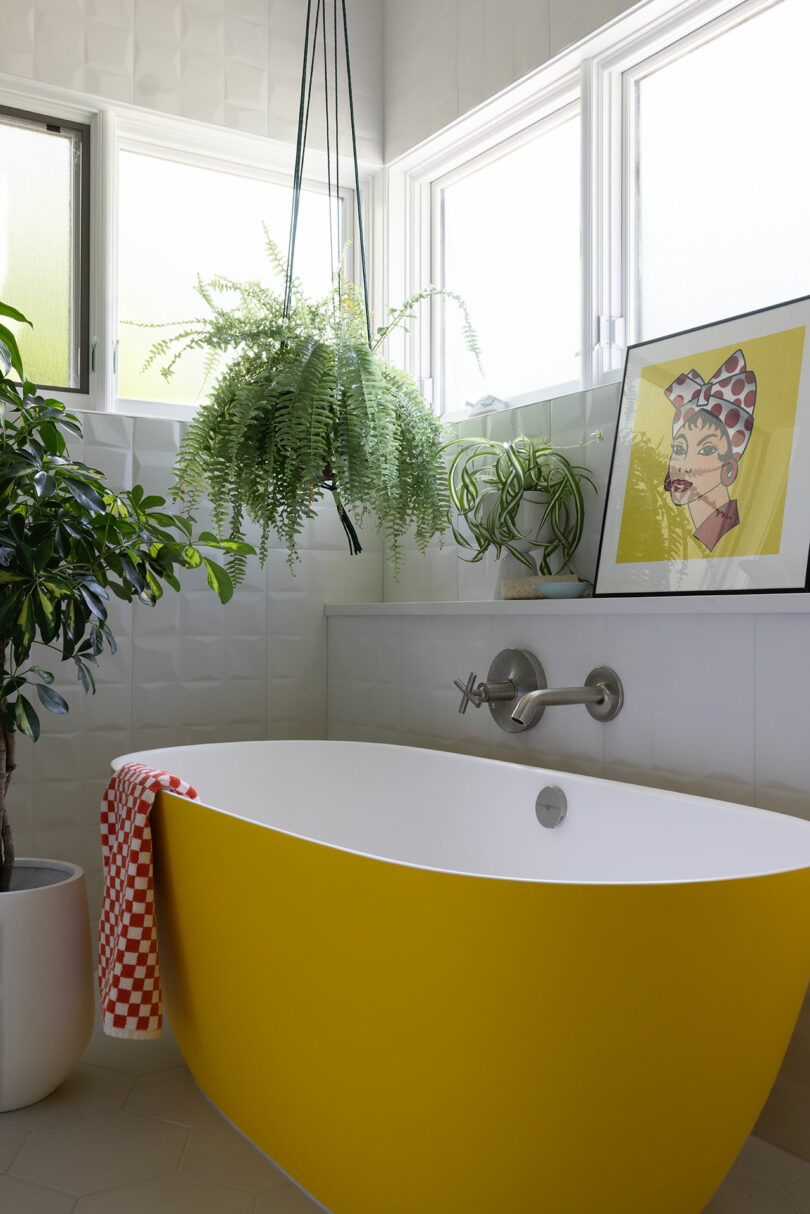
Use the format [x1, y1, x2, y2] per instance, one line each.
[0, 719, 16, 892]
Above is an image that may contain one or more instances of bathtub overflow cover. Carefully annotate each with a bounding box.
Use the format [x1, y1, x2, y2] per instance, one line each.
[535, 786, 567, 829]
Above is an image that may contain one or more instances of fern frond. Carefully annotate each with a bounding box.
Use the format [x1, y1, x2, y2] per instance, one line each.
[143, 233, 460, 582]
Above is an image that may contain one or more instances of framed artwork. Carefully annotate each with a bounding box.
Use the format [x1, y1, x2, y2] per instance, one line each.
[594, 294, 810, 596]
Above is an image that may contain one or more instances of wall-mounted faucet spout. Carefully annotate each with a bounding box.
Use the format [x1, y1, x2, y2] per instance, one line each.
[511, 666, 624, 725]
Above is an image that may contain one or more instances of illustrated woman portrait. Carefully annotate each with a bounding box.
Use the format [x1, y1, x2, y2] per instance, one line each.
[663, 350, 757, 552]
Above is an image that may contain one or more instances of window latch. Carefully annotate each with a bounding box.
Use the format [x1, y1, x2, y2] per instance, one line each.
[598, 315, 626, 349]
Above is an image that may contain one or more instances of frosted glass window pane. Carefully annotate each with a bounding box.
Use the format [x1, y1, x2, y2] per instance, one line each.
[0, 119, 78, 388]
[118, 152, 341, 404]
[442, 115, 580, 412]
[636, 0, 810, 341]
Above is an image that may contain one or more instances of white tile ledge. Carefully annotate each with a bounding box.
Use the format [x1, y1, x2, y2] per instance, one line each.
[326, 593, 810, 617]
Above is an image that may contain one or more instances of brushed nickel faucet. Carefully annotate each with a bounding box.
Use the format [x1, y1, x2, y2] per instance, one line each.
[511, 665, 623, 726]
[454, 649, 623, 732]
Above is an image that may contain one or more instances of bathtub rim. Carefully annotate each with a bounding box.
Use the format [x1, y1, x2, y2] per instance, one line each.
[111, 739, 810, 889]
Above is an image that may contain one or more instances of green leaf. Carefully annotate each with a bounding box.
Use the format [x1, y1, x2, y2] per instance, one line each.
[64, 478, 106, 514]
[14, 597, 36, 661]
[34, 587, 57, 641]
[34, 536, 55, 570]
[33, 470, 57, 498]
[75, 659, 96, 694]
[171, 513, 193, 538]
[82, 579, 110, 600]
[118, 552, 146, 592]
[28, 666, 55, 684]
[56, 416, 84, 438]
[0, 590, 22, 631]
[35, 683, 69, 714]
[203, 556, 233, 604]
[0, 338, 12, 377]
[0, 323, 24, 380]
[40, 575, 72, 596]
[182, 545, 202, 568]
[0, 302, 32, 327]
[79, 585, 107, 621]
[2, 455, 38, 477]
[15, 694, 40, 742]
[7, 514, 25, 543]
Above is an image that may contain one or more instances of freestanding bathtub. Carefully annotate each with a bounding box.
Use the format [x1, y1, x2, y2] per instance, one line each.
[112, 740, 810, 1214]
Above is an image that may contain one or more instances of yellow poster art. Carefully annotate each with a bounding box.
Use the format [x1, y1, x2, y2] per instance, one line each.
[616, 325, 806, 564]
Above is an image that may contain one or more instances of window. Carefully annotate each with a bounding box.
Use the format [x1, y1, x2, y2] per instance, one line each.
[438, 109, 580, 412]
[630, 0, 810, 343]
[0, 105, 90, 392]
[117, 150, 343, 407]
[401, 0, 810, 417]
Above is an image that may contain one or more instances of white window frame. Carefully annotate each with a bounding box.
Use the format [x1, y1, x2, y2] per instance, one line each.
[0, 73, 371, 419]
[431, 96, 582, 411]
[388, 0, 789, 420]
[591, 0, 786, 380]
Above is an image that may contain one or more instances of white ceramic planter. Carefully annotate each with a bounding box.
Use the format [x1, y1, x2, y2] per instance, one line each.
[0, 859, 94, 1112]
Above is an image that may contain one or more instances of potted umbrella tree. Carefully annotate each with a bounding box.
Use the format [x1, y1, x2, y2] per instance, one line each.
[0, 299, 252, 1111]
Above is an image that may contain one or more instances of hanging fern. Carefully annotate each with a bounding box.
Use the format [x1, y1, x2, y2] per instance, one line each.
[147, 238, 480, 578]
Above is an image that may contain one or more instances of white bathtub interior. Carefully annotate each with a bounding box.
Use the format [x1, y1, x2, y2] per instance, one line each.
[113, 740, 810, 886]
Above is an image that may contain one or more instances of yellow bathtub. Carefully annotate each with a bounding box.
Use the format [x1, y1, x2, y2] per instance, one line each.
[113, 740, 810, 1214]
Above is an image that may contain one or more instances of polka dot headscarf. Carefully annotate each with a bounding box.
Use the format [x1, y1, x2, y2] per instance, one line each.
[664, 349, 757, 459]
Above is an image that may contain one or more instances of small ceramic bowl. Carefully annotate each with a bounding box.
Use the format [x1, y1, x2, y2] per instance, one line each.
[537, 580, 590, 599]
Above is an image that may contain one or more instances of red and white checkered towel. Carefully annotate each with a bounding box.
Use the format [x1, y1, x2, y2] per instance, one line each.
[98, 761, 198, 1039]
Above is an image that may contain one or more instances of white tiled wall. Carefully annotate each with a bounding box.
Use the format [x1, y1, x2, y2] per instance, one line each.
[0, 0, 383, 162]
[384, 0, 639, 160]
[385, 384, 620, 603]
[327, 601, 804, 816]
[8, 412, 382, 927]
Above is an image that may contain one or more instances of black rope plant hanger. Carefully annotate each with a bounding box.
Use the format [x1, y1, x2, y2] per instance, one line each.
[163, 5, 476, 581]
[285, 0, 369, 556]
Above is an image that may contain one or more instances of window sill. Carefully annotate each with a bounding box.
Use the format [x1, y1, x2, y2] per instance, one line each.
[325, 593, 810, 617]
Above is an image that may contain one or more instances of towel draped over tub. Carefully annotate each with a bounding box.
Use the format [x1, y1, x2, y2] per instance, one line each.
[98, 761, 198, 1039]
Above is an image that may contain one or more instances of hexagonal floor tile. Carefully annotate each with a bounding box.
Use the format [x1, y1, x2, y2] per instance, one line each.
[80, 1004, 185, 1076]
[0, 1121, 29, 1170]
[703, 1175, 799, 1212]
[0, 1063, 134, 1130]
[0, 1174, 75, 1213]
[256, 1183, 330, 1212]
[181, 1120, 289, 1192]
[124, 1066, 223, 1126]
[783, 1173, 810, 1212]
[730, 1136, 810, 1184]
[73, 1171, 257, 1213]
[10, 1110, 188, 1195]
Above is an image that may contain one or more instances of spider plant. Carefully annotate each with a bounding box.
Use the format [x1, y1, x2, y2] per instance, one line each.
[446, 434, 596, 576]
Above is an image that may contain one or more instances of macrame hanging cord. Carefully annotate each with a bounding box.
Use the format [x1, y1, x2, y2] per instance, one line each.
[284, 0, 371, 556]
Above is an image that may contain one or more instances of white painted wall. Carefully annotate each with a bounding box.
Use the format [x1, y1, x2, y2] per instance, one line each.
[0, 0, 383, 163]
[383, 0, 639, 161]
